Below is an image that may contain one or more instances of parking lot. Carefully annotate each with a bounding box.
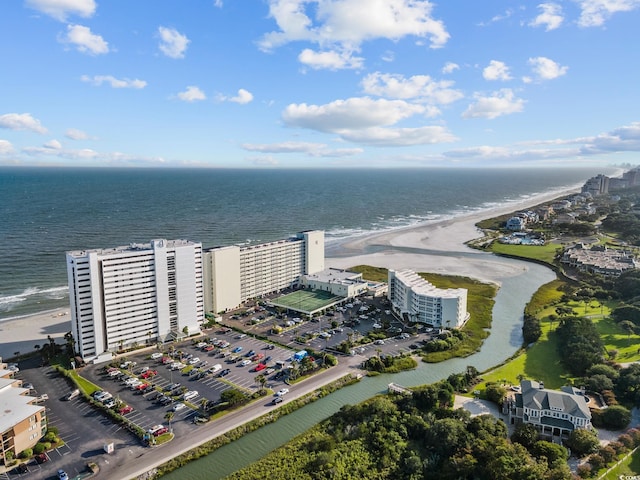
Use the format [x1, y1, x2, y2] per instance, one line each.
[2, 294, 435, 479]
[5, 356, 146, 480]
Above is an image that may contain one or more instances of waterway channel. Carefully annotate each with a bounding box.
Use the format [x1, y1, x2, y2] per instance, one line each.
[163, 258, 556, 480]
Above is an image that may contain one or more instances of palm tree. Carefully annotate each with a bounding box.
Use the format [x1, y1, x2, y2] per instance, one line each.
[255, 374, 266, 393]
[164, 411, 175, 433]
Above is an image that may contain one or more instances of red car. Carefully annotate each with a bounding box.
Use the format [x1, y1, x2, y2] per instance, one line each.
[141, 370, 157, 379]
[136, 383, 150, 390]
[251, 353, 264, 362]
[152, 426, 168, 436]
[254, 363, 267, 372]
[119, 405, 134, 415]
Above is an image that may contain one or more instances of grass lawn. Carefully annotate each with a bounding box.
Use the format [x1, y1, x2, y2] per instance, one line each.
[490, 242, 561, 264]
[601, 448, 640, 479]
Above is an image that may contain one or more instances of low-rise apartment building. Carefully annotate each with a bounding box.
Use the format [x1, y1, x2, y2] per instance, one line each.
[0, 361, 46, 464]
[387, 269, 468, 328]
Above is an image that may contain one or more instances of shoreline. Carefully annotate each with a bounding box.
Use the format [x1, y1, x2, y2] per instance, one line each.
[0, 183, 582, 361]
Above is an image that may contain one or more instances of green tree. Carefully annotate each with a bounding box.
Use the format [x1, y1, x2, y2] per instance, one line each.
[602, 405, 632, 430]
[220, 388, 246, 406]
[484, 383, 507, 405]
[511, 423, 540, 449]
[566, 429, 599, 457]
[532, 440, 569, 464]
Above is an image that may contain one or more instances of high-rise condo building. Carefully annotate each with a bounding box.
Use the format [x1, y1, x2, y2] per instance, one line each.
[203, 231, 324, 313]
[387, 269, 468, 328]
[66, 239, 203, 361]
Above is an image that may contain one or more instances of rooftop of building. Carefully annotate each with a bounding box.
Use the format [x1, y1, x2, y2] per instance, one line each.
[0, 381, 44, 434]
[304, 268, 363, 284]
[391, 269, 466, 298]
[519, 380, 591, 420]
[67, 238, 200, 257]
[205, 230, 324, 253]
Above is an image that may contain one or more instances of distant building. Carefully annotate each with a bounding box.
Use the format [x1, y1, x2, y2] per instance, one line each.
[507, 380, 591, 437]
[561, 243, 637, 276]
[66, 239, 203, 361]
[203, 231, 324, 313]
[582, 174, 610, 196]
[0, 359, 47, 463]
[387, 269, 468, 328]
[506, 216, 525, 231]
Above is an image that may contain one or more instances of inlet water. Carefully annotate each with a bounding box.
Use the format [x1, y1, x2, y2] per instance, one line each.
[162, 257, 555, 479]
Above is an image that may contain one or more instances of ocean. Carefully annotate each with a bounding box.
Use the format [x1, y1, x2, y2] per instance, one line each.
[0, 166, 615, 320]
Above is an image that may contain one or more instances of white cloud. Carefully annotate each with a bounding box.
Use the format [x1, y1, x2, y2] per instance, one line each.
[579, 122, 640, 153]
[61, 24, 109, 55]
[361, 72, 463, 105]
[259, 0, 449, 55]
[576, 0, 640, 27]
[65, 128, 90, 140]
[81, 75, 147, 88]
[283, 97, 425, 132]
[462, 89, 525, 119]
[281, 96, 455, 146]
[44, 139, 62, 149]
[229, 89, 254, 104]
[483, 60, 512, 81]
[442, 62, 459, 74]
[298, 48, 364, 70]
[177, 86, 207, 102]
[158, 26, 190, 59]
[26, 0, 96, 22]
[0, 113, 48, 134]
[241, 141, 362, 156]
[339, 126, 457, 146]
[528, 56, 568, 80]
[213, 0, 223, 7]
[0, 140, 15, 154]
[529, 3, 564, 31]
[477, 8, 515, 26]
[381, 50, 395, 62]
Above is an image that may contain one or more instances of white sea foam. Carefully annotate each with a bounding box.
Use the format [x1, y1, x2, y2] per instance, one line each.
[0, 286, 68, 309]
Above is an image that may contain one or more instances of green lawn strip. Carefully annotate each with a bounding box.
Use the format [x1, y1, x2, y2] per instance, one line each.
[489, 242, 561, 264]
[68, 369, 101, 395]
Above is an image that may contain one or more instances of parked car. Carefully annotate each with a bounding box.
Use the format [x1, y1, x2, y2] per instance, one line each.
[232, 346, 243, 353]
[148, 425, 168, 436]
[119, 405, 134, 415]
[57, 469, 69, 480]
[218, 368, 231, 377]
[172, 402, 186, 411]
[151, 352, 163, 359]
[245, 350, 256, 357]
[63, 389, 80, 401]
[183, 390, 198, 401]
[240, 359, 252, 367]
[188, 357, 201, 365]
[254, 363, 267, 372]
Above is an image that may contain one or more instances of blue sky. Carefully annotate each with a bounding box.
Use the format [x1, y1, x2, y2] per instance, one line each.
[1, 0, 639, 168]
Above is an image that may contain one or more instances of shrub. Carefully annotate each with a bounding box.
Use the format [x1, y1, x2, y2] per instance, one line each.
[566, 429, 599, 457]
[484, 383, 507, 405]
[19, 448, 33, 459]
[602, 405, 631, 430]
[33, 443, 46, 455]
[576, 463, 591, 478]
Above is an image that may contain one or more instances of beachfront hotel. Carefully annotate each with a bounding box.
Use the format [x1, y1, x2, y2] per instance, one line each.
[203, 231, 325, 313]
[66, 239, 203, 361]
[387, 269, 468, 328]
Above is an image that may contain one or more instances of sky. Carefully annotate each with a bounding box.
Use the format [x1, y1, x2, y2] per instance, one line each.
[1, 0, 640, 169]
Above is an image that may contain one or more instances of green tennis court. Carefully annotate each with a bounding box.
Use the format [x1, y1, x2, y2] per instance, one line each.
[269, 289, 343, 314]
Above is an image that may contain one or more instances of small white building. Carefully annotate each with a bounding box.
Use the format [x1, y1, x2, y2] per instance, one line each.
[302, 268, 369, 298]
[387, 269, 468, 328]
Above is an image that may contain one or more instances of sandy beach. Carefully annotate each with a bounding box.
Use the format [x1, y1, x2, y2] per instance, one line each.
[0, 184, 579, 362]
